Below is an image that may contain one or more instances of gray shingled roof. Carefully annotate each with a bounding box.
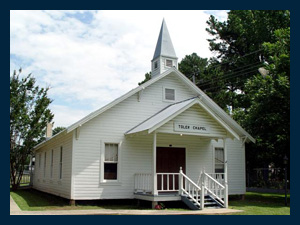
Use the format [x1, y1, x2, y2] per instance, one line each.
[153, 19, 177, 60]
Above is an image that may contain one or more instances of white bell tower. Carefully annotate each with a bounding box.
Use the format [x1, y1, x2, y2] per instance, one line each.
[151, 19, 178, 78]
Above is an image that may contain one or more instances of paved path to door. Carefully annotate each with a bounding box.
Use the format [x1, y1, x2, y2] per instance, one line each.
[10, 198, 242, 215]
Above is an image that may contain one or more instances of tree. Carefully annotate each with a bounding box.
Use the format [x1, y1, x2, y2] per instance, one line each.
[204, 10, 290, 111]
[53, 126, 66, 136]
[178, 53, 208, 83]
[138, 72, 151, 85]
[233, 28, 290, 170]
[10, 70, 53, 190]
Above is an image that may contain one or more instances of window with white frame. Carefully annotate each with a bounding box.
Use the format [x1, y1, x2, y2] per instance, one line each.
[104, 143, 118, 180]
[164, 88, 175, 101]
[166, 59, 173, 67]
[215, 147, 224, 173]
[59, 147, 63, 179]
[44, 152, 46, 178]
[154, 61, 158, 70]
[50, 149, 54, 178]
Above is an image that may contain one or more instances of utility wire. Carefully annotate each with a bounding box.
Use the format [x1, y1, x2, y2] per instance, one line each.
[197, 58, 273, 88]
[199, 61, 263, 86]
[203, 49, 264, 72]
[198, 63, 264, 87]
[200, 69, 258, 92]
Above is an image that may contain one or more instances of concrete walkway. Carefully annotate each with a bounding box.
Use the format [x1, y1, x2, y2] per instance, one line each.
[10, 196, 22, 214]
[10, 195, 242, 215]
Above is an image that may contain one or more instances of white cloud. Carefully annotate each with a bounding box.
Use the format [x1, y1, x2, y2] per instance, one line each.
[10, 10, 228, 128]
[49, 105, 91, 128]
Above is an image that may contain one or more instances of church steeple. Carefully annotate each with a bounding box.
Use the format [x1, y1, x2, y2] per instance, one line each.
[151, 19, 178, 78]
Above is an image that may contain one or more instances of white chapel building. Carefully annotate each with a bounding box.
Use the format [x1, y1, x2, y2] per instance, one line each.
[33, 19, 255, 210]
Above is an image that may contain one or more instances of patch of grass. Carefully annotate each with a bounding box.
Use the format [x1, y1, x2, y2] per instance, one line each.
[11, 189, 290, 214]
[229, 192, 290, 215]
[10, 189, 146, 211]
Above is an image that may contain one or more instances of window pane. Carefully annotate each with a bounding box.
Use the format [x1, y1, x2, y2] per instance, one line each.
[105, 144, 118, 161]
[215, 147, 224, 173]
[215, 148, 224, 163]
[165, 88, 175, 101]
[215, 164, 224, 173]
[166, 59, 172, 67]
[104, 163, 117, 180]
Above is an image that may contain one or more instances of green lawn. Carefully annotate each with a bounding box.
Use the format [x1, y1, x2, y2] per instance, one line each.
[10, 189, 145, 211]
[229, 192, 290, 215]
[11, 189, 290, 214]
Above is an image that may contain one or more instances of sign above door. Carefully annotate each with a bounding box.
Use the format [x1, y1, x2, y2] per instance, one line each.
[174, 122, 210, 134]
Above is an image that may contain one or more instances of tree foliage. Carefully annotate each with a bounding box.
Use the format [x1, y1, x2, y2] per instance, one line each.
[178, 53, 208, 83]
[10, 71, 53, 190]
[53, 126, 66, 136]
[138, 71, 151, 85]
[203, 10, 290, 111]
[233, 27, 290, 169]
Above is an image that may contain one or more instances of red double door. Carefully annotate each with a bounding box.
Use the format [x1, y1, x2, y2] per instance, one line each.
[156, 147, 186, 192]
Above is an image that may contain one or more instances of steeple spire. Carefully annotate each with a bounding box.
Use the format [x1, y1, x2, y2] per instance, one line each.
[151, 19, 178, 78]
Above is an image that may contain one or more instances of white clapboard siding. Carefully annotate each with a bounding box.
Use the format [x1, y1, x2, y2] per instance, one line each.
[157, 104, 227, 137]
[33, 132, 73, 199]
[212, 138, 246, 195]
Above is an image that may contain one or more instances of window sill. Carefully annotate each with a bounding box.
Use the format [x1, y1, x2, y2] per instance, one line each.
[100, 181, 122, 186]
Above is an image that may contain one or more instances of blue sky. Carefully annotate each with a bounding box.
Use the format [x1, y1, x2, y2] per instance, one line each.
[10, 10, 228, 128]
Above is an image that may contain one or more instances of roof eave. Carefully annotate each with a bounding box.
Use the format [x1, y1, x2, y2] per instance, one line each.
[33, 129, 68, 151]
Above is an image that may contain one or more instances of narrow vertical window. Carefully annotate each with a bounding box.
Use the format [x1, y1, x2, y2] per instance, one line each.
[44, 152, 46, 178]
[215, 147, 224, 173]
[104, 143, 118, 180]
[50, 149, 54, 178]
[59, 147, 63, 179]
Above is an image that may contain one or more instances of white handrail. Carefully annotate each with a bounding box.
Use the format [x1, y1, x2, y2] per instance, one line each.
[179, 169, 202, 208]
[207, 173, 225, 185]
[204, 173, 225, 188]
[202, 172, 225, 206]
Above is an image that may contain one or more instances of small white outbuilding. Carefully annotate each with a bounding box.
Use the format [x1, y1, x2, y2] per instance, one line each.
[33, 19, 255, 210]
